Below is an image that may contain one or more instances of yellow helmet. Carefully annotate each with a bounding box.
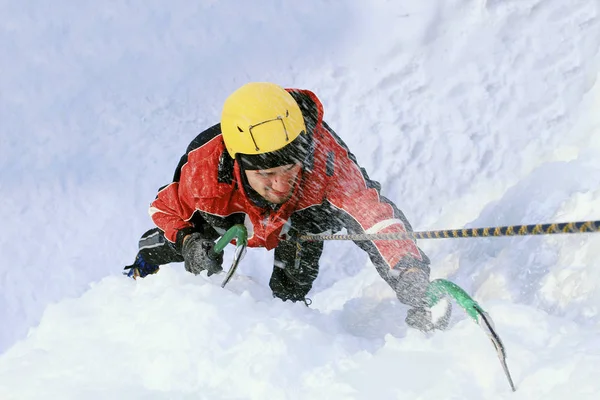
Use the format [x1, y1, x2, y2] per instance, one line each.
[221, 82, 307, 159]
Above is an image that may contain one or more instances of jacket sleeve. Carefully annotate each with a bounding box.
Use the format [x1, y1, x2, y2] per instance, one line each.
[149, 181, 196, 246]
[148, 148, 199, 247]
[323, 124, 430, 274]
[148, 124, 223, 249]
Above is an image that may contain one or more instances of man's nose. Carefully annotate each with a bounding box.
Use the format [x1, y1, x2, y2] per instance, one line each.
[271, 175, 291, 192]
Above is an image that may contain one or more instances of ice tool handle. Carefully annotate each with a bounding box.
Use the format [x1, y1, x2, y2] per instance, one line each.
[426, 279, 480, 321]
[427, 279, 516, 392]
[212, 224, 248, 288]
[214, 224, 247, 253]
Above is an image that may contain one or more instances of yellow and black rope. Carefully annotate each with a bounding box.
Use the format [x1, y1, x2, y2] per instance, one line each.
[299, 220, 600, 242]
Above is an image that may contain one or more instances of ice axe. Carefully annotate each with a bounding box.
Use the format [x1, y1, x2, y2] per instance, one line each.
[427, 279, 516, 392]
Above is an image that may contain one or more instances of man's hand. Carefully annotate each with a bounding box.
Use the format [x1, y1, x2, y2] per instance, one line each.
[405, 301, 452, 332]
[395, 267, 430, 308]
[181, 233, 223, 276]
[397, 268, 452, 332]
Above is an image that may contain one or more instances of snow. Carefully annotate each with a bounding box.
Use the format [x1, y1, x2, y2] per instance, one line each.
[1, 0, 600, 398]
[1, 272, 599, 399]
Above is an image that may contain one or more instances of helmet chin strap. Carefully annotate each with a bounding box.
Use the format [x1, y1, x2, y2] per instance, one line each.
[236, 130, 312, 171]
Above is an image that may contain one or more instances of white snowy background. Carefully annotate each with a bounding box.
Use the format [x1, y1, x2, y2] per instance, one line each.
[1, 0, 600, 398]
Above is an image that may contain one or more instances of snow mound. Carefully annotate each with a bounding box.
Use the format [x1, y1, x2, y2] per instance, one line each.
[1, 269, 599, 399]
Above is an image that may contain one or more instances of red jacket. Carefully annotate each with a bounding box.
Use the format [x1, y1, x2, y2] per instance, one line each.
[149, 89, 423, 270]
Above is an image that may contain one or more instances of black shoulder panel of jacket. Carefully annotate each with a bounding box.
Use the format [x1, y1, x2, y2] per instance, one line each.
[186, 123, 222, 153]
[217, 151, 234, 184]
[289, 91, 319, 136]
[172, 123, 223, 183]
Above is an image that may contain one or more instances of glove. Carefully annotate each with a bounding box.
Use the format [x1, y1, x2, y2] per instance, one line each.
[394, 267, 451, 332]
[405, 302, 452, 332]
[181, 233, 224, 276]
[394, 267, 431, 309]
[123, 254, 159, 279]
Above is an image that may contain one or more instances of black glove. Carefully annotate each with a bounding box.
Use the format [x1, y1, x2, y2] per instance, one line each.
[405, 303, 452, 332]
[399, 269, 452, 332]
[181, 233, 223, 276]
[395, 267, 431, 309]
[269, 266, 312, 303]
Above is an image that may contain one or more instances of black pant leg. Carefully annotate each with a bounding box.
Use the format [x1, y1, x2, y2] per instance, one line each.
[137, 228, 184, 265]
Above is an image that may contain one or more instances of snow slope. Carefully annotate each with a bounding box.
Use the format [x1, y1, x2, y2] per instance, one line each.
[1, 271, 600, 399]
[1, 0, 600, 398]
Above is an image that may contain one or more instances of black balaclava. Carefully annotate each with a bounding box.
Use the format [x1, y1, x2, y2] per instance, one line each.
[237, 130, 312, 171]
[236, 131, 313, 209]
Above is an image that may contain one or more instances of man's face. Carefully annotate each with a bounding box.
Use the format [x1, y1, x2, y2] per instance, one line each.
[244, 163, 302, 204]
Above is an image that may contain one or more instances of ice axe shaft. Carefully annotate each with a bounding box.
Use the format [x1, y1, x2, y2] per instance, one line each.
[474, 305, 516, 392]
[211, 224, 248, 288]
